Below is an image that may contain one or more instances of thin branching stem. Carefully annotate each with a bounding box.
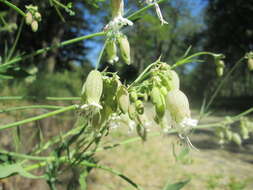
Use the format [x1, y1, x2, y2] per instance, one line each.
[0, 96, 81, 101]
[2, 0, 165, 68]
[0, 0, 26, 17]
[0, 105, 64, 113]
[0, 105, 78, 130]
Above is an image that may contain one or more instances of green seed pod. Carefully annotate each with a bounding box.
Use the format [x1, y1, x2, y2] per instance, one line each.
[166, 89, 190, 123]
[85, 70, 103, 104]
[135, 100, 144, 115]
[232, 133, 242, 146]
[117, 85, 130, 114]
[25, 12, 33, 25]
[117, 34, 131, 65]
[111, 0, 124, 18]
[106, 40, 118, 64]
[151, 87, 166, 118]
[31, 20, 38, 32]
[34, 12, 42, 22]
[216, 66, 224, 77]
[247, 58, 253, 71]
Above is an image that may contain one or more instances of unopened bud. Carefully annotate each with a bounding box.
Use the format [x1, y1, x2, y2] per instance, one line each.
[224, 129, 232, 141]
[232, 133, 242, 146]
[117, 86, 130, 114]
[34, 12, 42, 21]
[106, 40, 118, 64]
[216, 66, 224, 77]
[247, 58, 253, 71]
[240, 126, 249, 140]
[135, 100, 144, 115]
[117, 34, 131, 65]
[84, 70, 103, 104]
[31, 21, 38, 32]
[130, 90, 138, 102]
[25, 12, 33, 25]
[151, 87, 166, 118]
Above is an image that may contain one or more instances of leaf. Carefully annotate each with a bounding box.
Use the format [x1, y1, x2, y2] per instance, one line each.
[0, 163, 45, 179]
[163, 179, 191, 190]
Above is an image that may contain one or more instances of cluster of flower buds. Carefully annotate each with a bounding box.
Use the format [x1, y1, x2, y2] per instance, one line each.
[79, 60, 198, 143]
[145, 0, 168, 25]
[25, 5, 42, 32]
[105, 34, 131, 65]
[104, 0, 132, 65]
[215, 117, 252, 146]
[213, 54, 225, 77]
[245, 52, 253, 71]
[145, 63, 197, 146]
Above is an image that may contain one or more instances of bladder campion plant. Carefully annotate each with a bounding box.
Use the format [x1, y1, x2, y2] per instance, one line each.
[0, 0, 253, 189]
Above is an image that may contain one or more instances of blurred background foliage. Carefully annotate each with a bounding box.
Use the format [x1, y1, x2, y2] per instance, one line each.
[0, 0, 252, 109]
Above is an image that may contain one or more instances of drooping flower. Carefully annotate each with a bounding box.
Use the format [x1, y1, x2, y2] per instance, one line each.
[165, 89, 198, 149]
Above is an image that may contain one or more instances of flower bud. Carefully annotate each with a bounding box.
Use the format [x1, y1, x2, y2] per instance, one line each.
[130, 90, 138, 102]
[216, 66, 224, 77]
[25, 12, 33, 25]
[240, 126, 249, 140]
[166, 89, 190, 123]
[135, 100, 144, 115]
[106, 40, 119, 64]
[117, 34, 131, 65]
[247, 58, 253, 71]
[34, 12, 42, 22]
[232, 133, 242, 146]
[151, 87, 166, 118]
[128, 104, 136, 120]
[111, 0, 124, 18]
[84, 70, 103, 105]
[160, 86, 168, 97]
[224, 129, 232, 141]
[31, 21, 38, 32]
[117, 86, 130, 114]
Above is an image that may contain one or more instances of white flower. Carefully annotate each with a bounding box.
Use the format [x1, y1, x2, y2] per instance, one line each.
[104, 16, 133, 36]
[146, 0, 168, 25]
[175, 117, 199, 150]
[80, 102, 103, 110]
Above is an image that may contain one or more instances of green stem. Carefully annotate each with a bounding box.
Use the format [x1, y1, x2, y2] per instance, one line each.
[127, 0, 167, 20]
[171, 51, 214, 69]
[95, 39, 108, 70]
[0, 96, 81, 101]
[7, 18, 24, 61]
[2, 32, 105, 67]
[204, 57, 245, 111]
[2, 0, 166, 67]
[128, 59, 160, 89]
[0, 105, 78, 130]
[52, 0, 69, 10]
[0, 105, 64, 113]
[0, 0, 26, 17]
[0, 149, 49, 161]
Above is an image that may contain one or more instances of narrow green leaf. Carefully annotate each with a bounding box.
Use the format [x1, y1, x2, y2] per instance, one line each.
[163, 179, 190, 190]
[0, 163, 45, 179]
